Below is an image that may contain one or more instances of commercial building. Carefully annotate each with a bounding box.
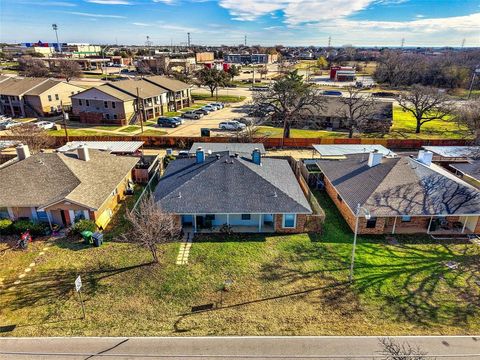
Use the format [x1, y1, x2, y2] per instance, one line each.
[224, 53, 278, 64]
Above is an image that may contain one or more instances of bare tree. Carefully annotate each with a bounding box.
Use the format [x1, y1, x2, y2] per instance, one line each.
[18, 57, 49, 77]
[258, 66, 268, 80]
[9, 124, 55, 154]
[234, 117, 266, 143]
[253, 70, 325, 141]
[121, 196, 181, 264]
[56, 60, 82, 82]
[397, 85, 451, 134]
[339, 86, 389, 138]
[454, 98, 480, 144]
[379, 337, 435, 360]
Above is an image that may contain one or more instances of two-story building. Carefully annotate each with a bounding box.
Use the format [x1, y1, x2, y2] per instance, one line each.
[0, 77, 83, 117]
[143, 76, 192, 111]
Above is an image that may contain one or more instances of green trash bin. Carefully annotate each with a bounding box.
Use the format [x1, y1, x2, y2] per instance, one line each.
[81, 231, 93, 245]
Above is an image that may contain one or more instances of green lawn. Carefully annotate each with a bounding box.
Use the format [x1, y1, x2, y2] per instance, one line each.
[1, 191, 478, 336]
[93, 125, 123, 131]
[48, 129, 123, 137]
[118, 126, 140, 133]
[256, 106, 470, 140]
[192, 93, 246, 103]
[139, 129, 168, 136]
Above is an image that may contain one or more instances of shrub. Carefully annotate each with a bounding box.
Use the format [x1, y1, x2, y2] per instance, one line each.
[72, 219, 97, 235]
[12, 220, 48, 236]
[0, 219, 13, 235]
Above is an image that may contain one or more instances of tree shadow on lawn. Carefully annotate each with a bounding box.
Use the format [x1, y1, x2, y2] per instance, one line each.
[0, 262, 153, 327]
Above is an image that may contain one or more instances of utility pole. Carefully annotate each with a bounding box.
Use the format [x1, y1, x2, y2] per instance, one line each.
[244, 35, 247, 47]
[401, 38, 405, 48]
[136, 87, 144, 133]
[327, 36, 331, 48]
[60, 100, 69, 142]
[187, 32, 191, 48]
[461, 38, 466, 48]
[52, 24, 62, 54]
[468, 68, 480, 99]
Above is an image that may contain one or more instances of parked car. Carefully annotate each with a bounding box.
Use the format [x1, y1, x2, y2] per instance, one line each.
[372, 91, 396, 98]
[182, 110, 202, 120]
[210, 102, 224, 109]
[322, 90, 343, 96]
[202, 105, 217, 112]
[0, 120, 22, 130]
[219, 121, 246, 131]
[157, 117, 181, 128]
[0, 115, 12, 123]
[177, 150, 189, 159]
[34, 121, 56, 130]
[195, 109, 209, 115]
[171, 116, 185, 125]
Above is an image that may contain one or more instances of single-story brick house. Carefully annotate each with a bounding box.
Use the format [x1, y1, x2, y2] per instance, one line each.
[154, 146, 312, 233]
[0, 144, 138, 229]
[315, 149, 480, 235]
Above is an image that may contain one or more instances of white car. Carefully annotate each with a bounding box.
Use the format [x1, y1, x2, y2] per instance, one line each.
[202, 105, 217, 112]
[0, 120, 22, 130]
[208, 103, 223, 110]
[35, 121, 56, 130]
[219, 121, 246, 131]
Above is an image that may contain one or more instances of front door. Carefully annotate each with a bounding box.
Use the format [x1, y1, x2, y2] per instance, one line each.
[60, 210, 67, 226]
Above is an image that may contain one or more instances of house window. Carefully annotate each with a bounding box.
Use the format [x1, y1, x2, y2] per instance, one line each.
[337, 194, 343, 202]
[48, 95, 52, 101]
[105, 114, 110, 120]
[0, 207, 9, 219]
[283, 214, 296, 228]
[74, 210, 85, 221]
[366, 217, 377, 228]
[205, 214, 215, 221]
[104, 101, 108, 108]
[401, 216, 412, 222]
[36, 210, 49, 222]
[111, 188, 118, 196]
[55, 94, 59, 100]
[112, 102, 116, 109]
[50, 107, 54, 112]
[86, 100, 90, 106]
[241, 214, 251, 220]
[78, 99, 83, 106]
[71, 91, 74, 95]
[113, 114, 117, 120]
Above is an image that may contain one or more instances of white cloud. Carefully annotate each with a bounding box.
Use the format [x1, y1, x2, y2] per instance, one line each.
[66, 11, 126, 18]
[18, 1, 77, 6]
[132, 22, 152, 26]
[86, 0, 132, 4]
[152, 0, 176, 4]
[219, 0, 375, 24]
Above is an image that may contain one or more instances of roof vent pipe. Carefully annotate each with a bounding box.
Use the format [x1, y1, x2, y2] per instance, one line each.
[16, 144, 30, 161]
[196, 147, 205, 164]
[367, 151, 383, 167]
[77, 145, 90, 161]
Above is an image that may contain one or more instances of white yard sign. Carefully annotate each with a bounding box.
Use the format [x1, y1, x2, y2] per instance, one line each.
[75, 275, 82, 292]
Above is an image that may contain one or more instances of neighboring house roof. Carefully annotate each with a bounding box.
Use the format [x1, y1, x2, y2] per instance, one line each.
[313, 144, 395, 157]
[422, 146, 480, 159]
[316, 154, 480, 217]
[57, 141, 144, 154]
[108, 79, 167, 99]
[0, 150, 138, 210]
[24, 79, 82, 96]
[306, 96, 393, 119]
[72, 84, 136, 102]
[0, 140, 19, 150]
[144, 76, 191, 92]
[451, 161, 480, 182]
[154, 151, 311, 214]
[189, 142, 266, 155]
[0, 77, 49, 96]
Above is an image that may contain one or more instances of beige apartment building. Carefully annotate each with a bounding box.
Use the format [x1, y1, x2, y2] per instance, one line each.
[0, 77, 83, 117]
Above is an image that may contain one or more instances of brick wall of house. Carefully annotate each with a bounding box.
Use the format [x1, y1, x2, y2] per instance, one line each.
[324, 177, 385, 234]
[274, 213, 307, 233]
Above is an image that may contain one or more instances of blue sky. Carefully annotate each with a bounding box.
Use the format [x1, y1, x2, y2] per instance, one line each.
[1, 0, 479, 46]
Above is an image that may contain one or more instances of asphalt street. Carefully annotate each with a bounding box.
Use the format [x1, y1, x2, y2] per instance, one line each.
[0, 336, 479, 360]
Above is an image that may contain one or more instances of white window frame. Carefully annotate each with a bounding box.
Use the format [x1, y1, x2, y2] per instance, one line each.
[282, 214, 296, 228]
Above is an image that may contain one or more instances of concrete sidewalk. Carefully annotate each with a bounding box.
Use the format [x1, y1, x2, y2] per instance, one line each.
[0, 336, 479, 359]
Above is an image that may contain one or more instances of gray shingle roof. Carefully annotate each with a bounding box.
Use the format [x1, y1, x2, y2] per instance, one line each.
[316, 154, 480, 216]
[0, 77, 49, 96]
[451, 161, 480, 182]
[189, 143, 266, 155]
[0, 150, 138, 210]
[154, 152, 311, 214]
[144, 76, 191, 92]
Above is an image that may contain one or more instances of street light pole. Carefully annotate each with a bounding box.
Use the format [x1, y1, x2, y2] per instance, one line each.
[52, 24, 61, 54]
[349, 203, 371, 282]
